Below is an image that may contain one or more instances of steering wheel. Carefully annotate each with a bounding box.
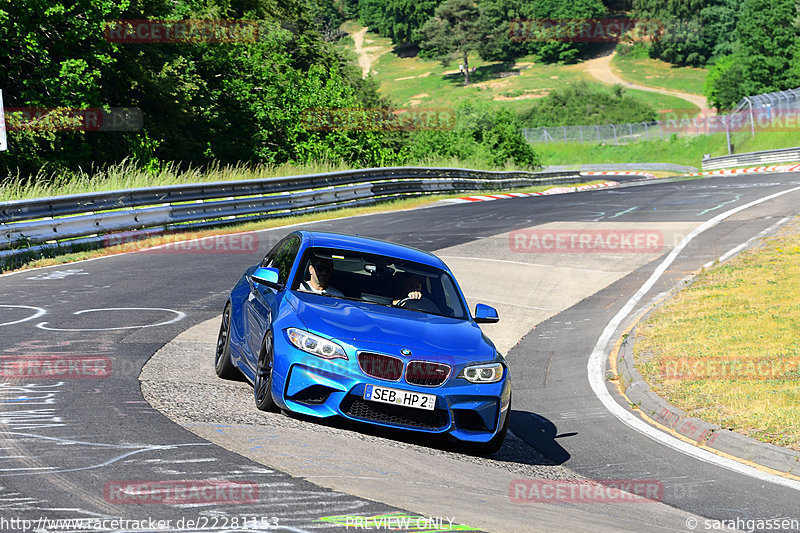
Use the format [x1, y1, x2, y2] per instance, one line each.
[394, 297, 439, 314]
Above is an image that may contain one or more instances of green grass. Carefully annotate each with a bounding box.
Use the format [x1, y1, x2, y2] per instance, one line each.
[731, 130, 800, 155]
[634, 219, 800, 451]
[619, 89, 699, 115]
[535, 134, 727, 168]
[342, 23, 700, 115]
[0, 156, 544, 202]
[533, 130, 800, 168]
[611, 54, 708, 96]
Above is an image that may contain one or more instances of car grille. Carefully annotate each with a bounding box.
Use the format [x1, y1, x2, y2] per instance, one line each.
[405, 361, 451, 387]
[358, 352, 403, 381]
[340, 395, 449, 430]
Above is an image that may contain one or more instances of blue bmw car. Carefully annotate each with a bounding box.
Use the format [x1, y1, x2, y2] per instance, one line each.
[215, 231, 511, 453]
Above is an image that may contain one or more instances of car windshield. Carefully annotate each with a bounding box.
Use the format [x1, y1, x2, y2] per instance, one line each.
[290, 247, 468, 320]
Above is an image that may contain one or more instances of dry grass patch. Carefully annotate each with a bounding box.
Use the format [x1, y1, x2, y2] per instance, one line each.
[635, 219, 800, 450]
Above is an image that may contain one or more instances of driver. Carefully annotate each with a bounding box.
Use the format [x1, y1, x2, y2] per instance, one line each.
[393, 274, 423, 305]
[298, 256, 343, 296]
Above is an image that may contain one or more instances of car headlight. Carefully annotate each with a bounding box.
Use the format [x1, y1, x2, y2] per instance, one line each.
[458, 362, 504, 383]
[286, 328, 347, 360]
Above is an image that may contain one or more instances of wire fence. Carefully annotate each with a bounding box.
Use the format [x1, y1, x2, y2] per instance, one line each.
[522, 87, 800, 147]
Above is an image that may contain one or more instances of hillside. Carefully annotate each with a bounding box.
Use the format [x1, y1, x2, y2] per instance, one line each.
[340, 23, 705, 117]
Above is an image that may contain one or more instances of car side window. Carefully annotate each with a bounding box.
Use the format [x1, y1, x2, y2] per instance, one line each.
[266, 236, 300, 284]
[260, 239, 284, 268]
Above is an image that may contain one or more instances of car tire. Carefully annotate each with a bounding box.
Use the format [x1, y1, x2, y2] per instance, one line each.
[214, 302, 240, 380]
[254, 331, 278, 412]
[469, 397, 511, 456]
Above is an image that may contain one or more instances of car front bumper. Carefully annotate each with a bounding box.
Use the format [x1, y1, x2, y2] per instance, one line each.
[272, 340, 511, 443]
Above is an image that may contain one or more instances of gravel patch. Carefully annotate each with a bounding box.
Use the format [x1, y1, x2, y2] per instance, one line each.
[141, 377, 578, 480]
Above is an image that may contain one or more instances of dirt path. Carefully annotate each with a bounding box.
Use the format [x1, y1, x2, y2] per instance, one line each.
[582, 50, 714, 115]
[350, 27, 387, 77]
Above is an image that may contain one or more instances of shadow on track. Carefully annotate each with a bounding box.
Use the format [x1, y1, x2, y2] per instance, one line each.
[278, 408, 568, 466]
[509, 410, 572, 464]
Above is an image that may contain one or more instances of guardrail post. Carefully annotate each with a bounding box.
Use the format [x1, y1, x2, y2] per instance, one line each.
[725, 116, 733, 155]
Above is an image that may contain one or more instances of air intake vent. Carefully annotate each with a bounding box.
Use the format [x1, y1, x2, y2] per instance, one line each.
[341, 395, 449, 430]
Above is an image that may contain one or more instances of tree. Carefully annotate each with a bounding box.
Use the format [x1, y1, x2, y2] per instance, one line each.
[419, 0, 484, 85]
[519, 0, 606, 64]
[703, 0, 800, 110]
[734, 0, 799, 92]
[0, 0, 405, 178]
[632, 0, 743, 66]
[704, 55, 748, 111]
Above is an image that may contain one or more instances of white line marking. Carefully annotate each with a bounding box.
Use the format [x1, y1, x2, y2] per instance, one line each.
[588, 185, 800, 490]
[702, 217, 790, 269]
[36, 307, 186, 331]
[25, 269, 89, 281]
[697, 194, 741, 216]
[609, 206, 638, 218]
[437, 255, 607, 273]
[0, 305, 46, 327]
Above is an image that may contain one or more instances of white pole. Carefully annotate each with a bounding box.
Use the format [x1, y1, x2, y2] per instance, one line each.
[0, 90, 7, 152]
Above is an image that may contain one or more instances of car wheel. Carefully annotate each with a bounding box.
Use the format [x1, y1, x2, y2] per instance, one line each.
[214, 302, 239, 380]
[254, 331, 278, 412]
[469, 397, 511, 456]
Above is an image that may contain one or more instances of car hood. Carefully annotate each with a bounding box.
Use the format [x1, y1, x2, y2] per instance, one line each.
[287, 292, 496, 363]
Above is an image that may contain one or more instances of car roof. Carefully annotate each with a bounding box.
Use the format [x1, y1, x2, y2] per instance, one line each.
[296, 231, 447, 270]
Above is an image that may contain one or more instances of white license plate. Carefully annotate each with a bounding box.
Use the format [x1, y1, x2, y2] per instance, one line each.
[364, 384, 436, 411]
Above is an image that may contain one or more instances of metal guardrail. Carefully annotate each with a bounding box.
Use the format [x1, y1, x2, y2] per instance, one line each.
[701, 146, 800, 170]
[1, 167, 588, 260]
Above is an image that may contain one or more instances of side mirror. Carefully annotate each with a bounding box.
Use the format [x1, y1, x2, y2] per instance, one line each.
[474, 303, 499, 324]
[252, 267, 281, 288]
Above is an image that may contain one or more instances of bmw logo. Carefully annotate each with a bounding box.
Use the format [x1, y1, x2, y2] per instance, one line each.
[400, 348, 412, 357]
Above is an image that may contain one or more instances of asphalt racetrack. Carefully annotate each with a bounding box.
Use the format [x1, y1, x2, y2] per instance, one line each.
[1, 173, 799, 532]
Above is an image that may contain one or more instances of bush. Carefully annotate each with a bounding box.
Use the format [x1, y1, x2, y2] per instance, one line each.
[404, 100, 541, 168]
[616, 43, 651, 59]
[520, 81, 657, 126]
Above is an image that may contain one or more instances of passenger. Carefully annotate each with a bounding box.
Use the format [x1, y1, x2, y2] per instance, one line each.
[393, 274, 423, 305]
[298, 256, 343, 296]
